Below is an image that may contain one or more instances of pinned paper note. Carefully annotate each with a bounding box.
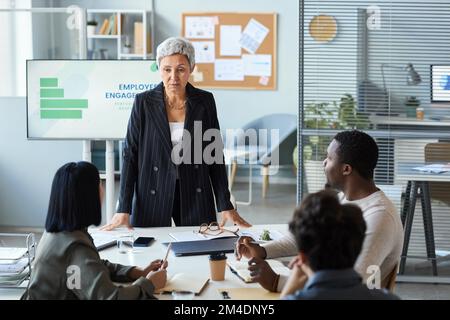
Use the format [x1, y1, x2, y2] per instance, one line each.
[192, 41, 215, 63]
[220, 25, 242, 56]
[259, 76, 269, 86]
[185, 16, 215, 39]
[243, 54, 272, 76]
[193, 71, 204, 82]
[239, 18, 269, 54]
[214, 59, 244, 81]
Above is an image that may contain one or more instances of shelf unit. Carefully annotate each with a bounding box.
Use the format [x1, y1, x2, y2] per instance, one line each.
[86, 9, 154, 60]
[0, 233, 36, 289]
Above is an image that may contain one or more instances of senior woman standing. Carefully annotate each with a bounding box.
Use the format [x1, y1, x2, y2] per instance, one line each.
[102, 37, 251, 228]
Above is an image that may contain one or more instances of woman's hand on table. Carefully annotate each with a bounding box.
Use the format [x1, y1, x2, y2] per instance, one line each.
[219, 209, 252, 228]
[100, 213, 133, 231]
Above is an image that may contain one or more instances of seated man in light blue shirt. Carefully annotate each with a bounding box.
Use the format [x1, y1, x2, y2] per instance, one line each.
[280, 190, 399, 300]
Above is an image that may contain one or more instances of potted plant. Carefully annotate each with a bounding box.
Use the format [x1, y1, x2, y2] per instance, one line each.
[87, 20, 98, 36]
[296, 93, 369, 193]
[302, 101, 338, 193]
[338, 93, 370, 129]
[405, 96, 420, 118]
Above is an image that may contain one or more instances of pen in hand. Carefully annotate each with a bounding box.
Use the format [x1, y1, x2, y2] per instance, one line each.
[160, 242, 171, 270]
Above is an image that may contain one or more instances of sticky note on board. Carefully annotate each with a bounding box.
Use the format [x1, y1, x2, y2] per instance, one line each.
[193, 69, 204, 82]
[259, 76, 269, 86]
[213, 16, 219, 25]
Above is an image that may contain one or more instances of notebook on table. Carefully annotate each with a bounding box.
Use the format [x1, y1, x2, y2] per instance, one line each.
[162, 237, 237, 257]
[155, 273, 209, 295]
[88, 232, 118, 251]
[227, 259, 290, 283]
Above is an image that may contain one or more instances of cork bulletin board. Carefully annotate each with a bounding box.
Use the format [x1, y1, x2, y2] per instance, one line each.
[182, 12, 277, 90]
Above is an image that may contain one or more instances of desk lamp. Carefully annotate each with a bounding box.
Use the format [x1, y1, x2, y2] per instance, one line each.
[381, 63, 422, 91]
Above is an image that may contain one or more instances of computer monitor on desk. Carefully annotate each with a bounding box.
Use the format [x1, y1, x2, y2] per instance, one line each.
[431, 65, 450, 103]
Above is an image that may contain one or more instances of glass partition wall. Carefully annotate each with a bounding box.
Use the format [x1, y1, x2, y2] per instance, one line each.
[299, 1, 450, 282]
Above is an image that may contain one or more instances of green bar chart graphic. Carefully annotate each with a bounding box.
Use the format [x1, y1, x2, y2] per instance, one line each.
[40, 110, 82, 119]
[40, 88, 64, 98]
[39, 77, 88, 119]
[40, 99, 88, 108]
[40, 78, 58, 87]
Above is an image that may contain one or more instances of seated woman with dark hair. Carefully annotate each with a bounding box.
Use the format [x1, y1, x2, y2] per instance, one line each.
[22, 162, 167, 300]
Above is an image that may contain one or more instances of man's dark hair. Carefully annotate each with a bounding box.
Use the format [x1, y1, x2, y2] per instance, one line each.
[45, 161, 101, 232]
[333, 130, 378, 180]
[288, 190, 366, 271]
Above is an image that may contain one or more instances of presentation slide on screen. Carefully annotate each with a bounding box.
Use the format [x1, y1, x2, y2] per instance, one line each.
[432, 65, 450, 102]
[27, 60, 161, 139]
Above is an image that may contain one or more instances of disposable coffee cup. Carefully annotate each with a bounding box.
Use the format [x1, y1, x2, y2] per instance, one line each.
[209, 252, 227, 281]
[416, 107, 424, 120]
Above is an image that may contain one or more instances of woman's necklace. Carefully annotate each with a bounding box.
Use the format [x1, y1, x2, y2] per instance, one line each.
[165, 94, 186, 110]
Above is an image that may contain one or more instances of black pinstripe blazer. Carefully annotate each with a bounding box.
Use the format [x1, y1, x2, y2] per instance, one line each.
[117, 82, 233, 227]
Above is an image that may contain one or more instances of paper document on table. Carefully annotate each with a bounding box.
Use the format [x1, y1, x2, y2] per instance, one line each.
[0, 248, 28, 261]
[0, 257, 30, 275]
[227, 259, 290, 283]
[412, 163, 450, 174]
[169, 228, 239, 242]
[238, 229, 285, 243]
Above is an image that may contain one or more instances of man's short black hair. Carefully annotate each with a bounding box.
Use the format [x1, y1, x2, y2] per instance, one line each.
[333, 130, 378, 180]
[45, 161, 101, 232]
[288, 190, 366, 271]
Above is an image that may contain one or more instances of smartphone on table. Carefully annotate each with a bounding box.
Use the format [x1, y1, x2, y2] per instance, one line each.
[133, 236, 155, 247]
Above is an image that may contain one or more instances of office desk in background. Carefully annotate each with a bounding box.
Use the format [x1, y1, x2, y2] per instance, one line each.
[0, 224, 291, 300]
[370, 115, 450, 128]
[396, 163, 450, 281]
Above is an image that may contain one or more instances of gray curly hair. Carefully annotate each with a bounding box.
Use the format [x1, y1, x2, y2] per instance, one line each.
[156, 37, 195, 71]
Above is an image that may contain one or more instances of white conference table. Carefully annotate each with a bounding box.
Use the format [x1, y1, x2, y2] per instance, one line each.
[0, 224, 291, 300]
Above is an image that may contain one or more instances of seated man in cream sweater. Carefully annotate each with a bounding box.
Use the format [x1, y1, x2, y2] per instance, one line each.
[236, 130, 404, 294]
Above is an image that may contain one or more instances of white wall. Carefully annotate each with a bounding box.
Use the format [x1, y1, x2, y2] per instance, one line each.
[0, 98, 83, 227]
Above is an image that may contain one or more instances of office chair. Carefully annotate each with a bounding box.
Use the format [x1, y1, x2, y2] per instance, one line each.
[225, 113, 297, 198]
[425, 142, 450, 206]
